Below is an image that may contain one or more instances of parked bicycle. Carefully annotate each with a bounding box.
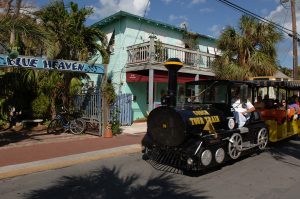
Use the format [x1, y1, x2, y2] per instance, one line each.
[81, 117, 100, 133]
[47, 107, 86, 135]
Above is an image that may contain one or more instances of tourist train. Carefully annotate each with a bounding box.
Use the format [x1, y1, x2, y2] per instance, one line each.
[141, 58, 300, 172]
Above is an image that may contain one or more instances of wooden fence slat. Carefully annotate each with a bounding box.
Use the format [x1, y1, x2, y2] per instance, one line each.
[110, 93, 132, 126]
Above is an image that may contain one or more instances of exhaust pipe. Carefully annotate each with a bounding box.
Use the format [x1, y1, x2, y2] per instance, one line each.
[162, 58, 183, 107]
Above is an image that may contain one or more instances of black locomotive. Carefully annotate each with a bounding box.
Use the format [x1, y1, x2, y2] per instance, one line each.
[141, 58, 268, 172]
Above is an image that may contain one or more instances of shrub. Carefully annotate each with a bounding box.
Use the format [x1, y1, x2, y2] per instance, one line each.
[0, 119, 9, 129]
[110, 108, 122, 135]
[111, 121, 122, 135]
[32, 93, 50, 119]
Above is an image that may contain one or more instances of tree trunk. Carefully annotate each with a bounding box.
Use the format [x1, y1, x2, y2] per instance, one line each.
[50, 95, 57, 120]
[101, 64, 109, 135]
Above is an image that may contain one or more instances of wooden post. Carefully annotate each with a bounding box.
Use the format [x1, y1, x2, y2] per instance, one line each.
[149, 34, 156, 64]
[291, 0, 298, 80]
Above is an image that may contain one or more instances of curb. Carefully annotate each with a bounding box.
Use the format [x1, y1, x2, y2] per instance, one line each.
[0, 144, 141, 180]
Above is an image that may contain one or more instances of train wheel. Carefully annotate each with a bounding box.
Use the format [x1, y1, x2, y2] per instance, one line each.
[228, 133, 242, 159]
[215, 148, 225, 164]
[200, 149, 212, 166]
[257, 128, 268, 150]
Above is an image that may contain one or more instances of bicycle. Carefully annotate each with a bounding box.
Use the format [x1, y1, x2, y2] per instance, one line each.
[47, 107, 86, 135]
[81, 117, 100, 134]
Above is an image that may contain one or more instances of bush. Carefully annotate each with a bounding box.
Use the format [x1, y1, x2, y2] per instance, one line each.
[111, 121, 122, 135]
[32, 93, 50, 119]
[0, 119, 9, 129]
[110, 108, 122, 135]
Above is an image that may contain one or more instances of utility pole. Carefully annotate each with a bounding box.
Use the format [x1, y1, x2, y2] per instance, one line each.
[291, 0, 298, 80]
[281, 0, 298, 80]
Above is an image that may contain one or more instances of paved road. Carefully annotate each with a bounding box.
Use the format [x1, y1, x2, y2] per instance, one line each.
[1, 138, 300, 199]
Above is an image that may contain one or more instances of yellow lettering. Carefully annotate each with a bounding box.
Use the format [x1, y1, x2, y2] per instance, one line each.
[189, 116, 222, 126]
[189, 117, 205, 125]
[192, 110, 210, 116]
[211, 116, 220, 122]
[189, 118, 195, 125]
[204, 116, 212, 122]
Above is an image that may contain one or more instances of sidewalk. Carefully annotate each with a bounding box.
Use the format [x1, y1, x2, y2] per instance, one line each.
[0, 122, 147, 179]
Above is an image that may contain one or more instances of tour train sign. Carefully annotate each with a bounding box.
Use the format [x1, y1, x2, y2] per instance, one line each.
[0, 54, 104, 74]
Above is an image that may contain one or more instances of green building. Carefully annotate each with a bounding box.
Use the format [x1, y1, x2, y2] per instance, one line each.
[93, 11, 218, 121]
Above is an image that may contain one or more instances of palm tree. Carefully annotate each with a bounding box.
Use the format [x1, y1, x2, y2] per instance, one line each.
[212, 15, 282, 80]
[0, 15, 47, 56]
[35, 1, 108, 62]
[35, 1, 109, 110]
[0, 4, 49, 122]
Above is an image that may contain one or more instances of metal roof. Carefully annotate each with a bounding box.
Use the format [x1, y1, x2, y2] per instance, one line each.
[250, 80, 300, 89]
[186, 79, 300, 90]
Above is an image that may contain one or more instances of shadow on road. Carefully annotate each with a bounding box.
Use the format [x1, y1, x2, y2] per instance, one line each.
[0, 128, 66, 147]
[24, 166, 209, 199]
[0, 129, 35, 147]
[268, 136, 300, 166]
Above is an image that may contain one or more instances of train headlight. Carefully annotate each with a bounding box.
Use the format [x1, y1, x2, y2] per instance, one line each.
[187, 158, 194, 165]
[228, 118, 235, 129]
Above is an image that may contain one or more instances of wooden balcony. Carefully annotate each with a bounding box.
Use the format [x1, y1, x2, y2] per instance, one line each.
[127, 41, 216, 70]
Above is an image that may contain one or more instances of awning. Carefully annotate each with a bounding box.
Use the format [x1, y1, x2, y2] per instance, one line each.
[126, 72, 196, 83]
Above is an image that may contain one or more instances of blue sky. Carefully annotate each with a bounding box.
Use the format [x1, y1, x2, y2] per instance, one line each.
[35, 0, 300, 69]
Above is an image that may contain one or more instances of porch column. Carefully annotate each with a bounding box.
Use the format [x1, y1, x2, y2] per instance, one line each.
[149, 34, 156, 64]
[194, 74, 199, 102]
[148, 69, 154, 112]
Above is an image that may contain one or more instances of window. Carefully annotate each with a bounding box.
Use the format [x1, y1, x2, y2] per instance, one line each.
[186, 82, 228, 104]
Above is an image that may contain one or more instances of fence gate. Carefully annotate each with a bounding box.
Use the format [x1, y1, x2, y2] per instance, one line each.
[74, 89, 102, 136]
[111, 94, 133, 126]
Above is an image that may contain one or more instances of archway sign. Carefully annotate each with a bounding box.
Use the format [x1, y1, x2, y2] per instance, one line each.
[0, 54, 104, 74]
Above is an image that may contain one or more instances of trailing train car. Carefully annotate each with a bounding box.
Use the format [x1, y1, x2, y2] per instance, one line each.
[142, 58, 269, 172]
[251, 80, 300, 142]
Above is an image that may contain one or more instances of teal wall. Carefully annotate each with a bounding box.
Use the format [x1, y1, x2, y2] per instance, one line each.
[127, 82, 147, 119]
[94, 14, 216, 120]
[97, 17, 190, 120]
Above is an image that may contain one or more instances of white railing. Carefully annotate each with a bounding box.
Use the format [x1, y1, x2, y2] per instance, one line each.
[127, 41, 216, 69]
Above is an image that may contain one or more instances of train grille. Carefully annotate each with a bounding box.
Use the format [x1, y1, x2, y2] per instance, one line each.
[145, 148, 201, 173]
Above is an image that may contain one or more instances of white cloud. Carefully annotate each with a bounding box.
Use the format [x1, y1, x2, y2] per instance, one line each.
[266, 4, 300, 67]
[169, 14, 188, 21]
[161, 0, 172, 4]
[208, 24, 223, 37]
[91, 0, 150, 20]
[267, 5, 300, 37]
[191, 0, 206, 4]
[199, 8, 213, 13]
[187, 0, 206, 8]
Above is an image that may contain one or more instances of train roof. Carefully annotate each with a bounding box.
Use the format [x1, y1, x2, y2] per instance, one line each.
[185, 79, 300, 90]
[249, 80, 300, 90]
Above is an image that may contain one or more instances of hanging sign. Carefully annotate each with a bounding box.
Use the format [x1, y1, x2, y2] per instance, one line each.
[0, 54, 104, 74]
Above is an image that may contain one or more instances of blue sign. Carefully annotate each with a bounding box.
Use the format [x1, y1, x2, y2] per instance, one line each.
[0, 54, 104, 74]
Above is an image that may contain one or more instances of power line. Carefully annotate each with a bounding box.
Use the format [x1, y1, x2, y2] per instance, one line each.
[133, 0, 151, 45]
[117, 0, 151, 92]
[215, 0, 300, 38]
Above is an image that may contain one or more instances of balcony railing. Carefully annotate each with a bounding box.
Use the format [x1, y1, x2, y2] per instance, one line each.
[127, 41, 216, 69]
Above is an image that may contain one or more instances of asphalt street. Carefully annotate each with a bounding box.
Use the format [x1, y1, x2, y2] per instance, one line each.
[0, 137, 300, 199]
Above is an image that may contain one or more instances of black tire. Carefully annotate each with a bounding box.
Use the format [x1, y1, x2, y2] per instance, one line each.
[70, 119, 86, 135]
[47, 119, 64, 134]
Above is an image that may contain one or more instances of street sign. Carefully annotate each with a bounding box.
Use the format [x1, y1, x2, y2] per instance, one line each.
[0, 54, 104, 74]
